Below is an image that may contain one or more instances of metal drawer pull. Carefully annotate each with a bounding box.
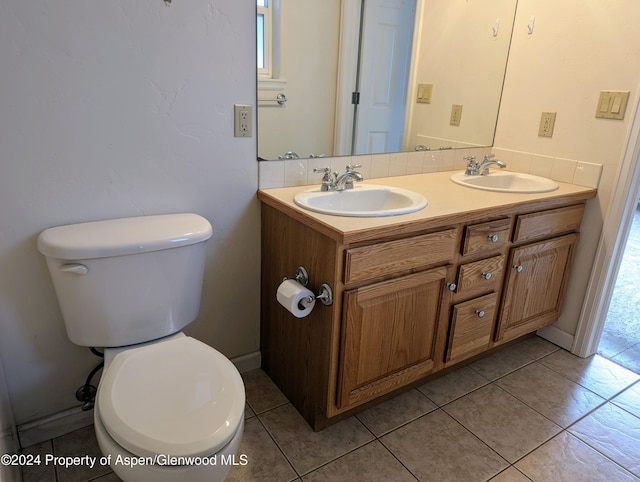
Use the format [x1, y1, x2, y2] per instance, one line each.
[481, 271, 492, 280]
[513, 264, 524, 272]
[488, 234, 499, 242]
[475, 309, 486, 318]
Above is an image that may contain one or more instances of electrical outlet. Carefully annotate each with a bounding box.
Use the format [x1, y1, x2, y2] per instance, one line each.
[538, 112, 556, 137]
[450, 104, 463, 126]
[234, 104, 252, 137]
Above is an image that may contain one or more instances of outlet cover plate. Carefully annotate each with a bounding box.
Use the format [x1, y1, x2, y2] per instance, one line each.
[234, 104, 252, 137]
[538, 112, 556, 137]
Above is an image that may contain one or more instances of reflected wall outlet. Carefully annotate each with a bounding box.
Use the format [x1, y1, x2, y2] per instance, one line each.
[234, 104, 252, 137]
[538, 112, 556, 137]
[450, 104, 463, 126]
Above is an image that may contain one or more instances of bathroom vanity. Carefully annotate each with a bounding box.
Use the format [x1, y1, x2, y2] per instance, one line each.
[258, 171, 596, 430]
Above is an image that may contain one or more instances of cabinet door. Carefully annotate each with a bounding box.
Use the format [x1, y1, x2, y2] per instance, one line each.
[337, 267, 450, 409]
[496, 234, 578, 342]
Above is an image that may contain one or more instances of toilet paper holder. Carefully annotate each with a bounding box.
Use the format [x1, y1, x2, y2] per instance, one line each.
[283, 266, 334, 306]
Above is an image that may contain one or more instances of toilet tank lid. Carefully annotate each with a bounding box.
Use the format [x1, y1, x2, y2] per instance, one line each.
[37, 213, 213, 260]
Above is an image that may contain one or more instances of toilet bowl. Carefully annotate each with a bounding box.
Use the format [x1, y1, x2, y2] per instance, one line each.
[37, 214, 245, 481]
[94, 334, 245, 482]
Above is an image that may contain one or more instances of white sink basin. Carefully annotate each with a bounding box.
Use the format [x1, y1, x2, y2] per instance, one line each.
[293, 184, 428, 217]
[450, 171, 559, 193]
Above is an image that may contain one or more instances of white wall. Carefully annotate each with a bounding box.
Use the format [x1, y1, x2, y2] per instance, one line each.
[257, 0, 341, 160]
[0, 351, 19, 481]
[408, 0, 516, 149]
[0, 0, 258, 427]
[494, 0, 640, 338]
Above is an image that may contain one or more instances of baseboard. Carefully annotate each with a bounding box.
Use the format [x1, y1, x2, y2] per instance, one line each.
[18, 405, 94, 449]
[537, 325, 575, 352]
[18, 350, 262, 448]
[231, 350, 262, 374]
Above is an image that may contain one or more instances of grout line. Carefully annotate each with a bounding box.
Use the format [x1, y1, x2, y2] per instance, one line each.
[252, 405, 301, 480]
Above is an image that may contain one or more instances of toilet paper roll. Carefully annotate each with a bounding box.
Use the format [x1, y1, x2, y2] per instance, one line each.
[276, 279, 316, 318]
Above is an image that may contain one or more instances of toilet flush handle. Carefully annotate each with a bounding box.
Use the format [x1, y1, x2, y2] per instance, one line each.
[58, 263, 88, 275]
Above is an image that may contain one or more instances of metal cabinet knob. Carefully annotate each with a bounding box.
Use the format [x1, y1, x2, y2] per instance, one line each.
[447, 282, 457, 292]
[481, 272, 492, 280]
[488, 234, 499, 243]
[513, 264, 524, 272]
[475, 309, 486, 318]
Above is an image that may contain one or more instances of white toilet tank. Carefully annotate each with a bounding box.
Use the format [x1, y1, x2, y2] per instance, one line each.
[37, 214, 213, 347]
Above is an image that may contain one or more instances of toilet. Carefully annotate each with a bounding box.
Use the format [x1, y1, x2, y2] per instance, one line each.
[37, 213, 245, 482]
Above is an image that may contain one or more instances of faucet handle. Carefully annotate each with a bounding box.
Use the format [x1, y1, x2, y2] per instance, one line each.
[313, 167, 331, 174]
[346, 164, 362, 171]
[483, 154, 496, 161]
[463, 156, 476, 162]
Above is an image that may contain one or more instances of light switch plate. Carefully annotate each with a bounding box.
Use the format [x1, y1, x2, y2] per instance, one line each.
[417, 83, 433, 103]
[595, 91, 630, 120]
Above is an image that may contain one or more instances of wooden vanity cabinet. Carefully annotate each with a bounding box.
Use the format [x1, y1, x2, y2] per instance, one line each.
[495, 204, 584, 342]
[338, 266, 453, 409]
[258, 186, 594, 430]
[338, 228, 457, 410]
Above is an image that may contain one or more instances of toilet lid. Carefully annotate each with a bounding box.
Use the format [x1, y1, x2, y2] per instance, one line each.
[97, 336, 245, 458]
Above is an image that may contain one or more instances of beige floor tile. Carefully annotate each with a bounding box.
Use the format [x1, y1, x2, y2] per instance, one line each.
[244, 402, 255, 419]
[418, 365, 489, 406]
[489, 466, 531, 481]
[226, 417, 297, 482]
[612, 380, 640, 419]
[444, 384, 561, 462]
[259, 403, 373, 475]
[513, 335, 561, 360]
[21, 440, 56, 482]
[53, 424, 113, 482]
[516, 431, 638, 482]
[568, 402, 640, 477]
[302, 441, 415, 482]
[242, 369, 289, 414]
[356, 389, 436, 436]
[92, 473, 122, 481]
[469, 343, 538, 381]
[539, 351, 640, 399]
[496, 362, 605, 427]
[381, 409, 508, 481]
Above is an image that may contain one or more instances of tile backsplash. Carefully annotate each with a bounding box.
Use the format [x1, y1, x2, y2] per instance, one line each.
[258, 147, 602, 191]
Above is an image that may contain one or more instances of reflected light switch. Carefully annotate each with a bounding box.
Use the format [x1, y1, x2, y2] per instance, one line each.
[417, 83, 433, 104]
[595, 90, 629, 120]
[611, 96, 622, 114]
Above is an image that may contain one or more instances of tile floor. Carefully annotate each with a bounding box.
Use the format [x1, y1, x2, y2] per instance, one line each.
[20, 336, 640, 482]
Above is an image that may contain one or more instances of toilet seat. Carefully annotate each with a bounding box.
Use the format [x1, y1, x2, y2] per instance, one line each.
[97, 336, 245, 459]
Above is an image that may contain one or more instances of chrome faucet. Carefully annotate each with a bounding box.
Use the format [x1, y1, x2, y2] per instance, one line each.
[279, 151, 299, 159]
[313, 167, 337, 191]
[313, 165, 364, 191]
[464, 154, 507, 176]
[335, 165, 364, 191]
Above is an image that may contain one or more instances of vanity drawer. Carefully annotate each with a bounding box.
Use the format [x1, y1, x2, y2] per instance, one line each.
[455, 255, 504, 299]
[344, 228, 458, 285]
[461, 218, 511, 256]
[513, 204, 585, 243]
[446, 292, 498, 364]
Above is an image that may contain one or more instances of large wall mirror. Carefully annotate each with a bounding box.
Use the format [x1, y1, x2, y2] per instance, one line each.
[257, 0, 518, 161]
